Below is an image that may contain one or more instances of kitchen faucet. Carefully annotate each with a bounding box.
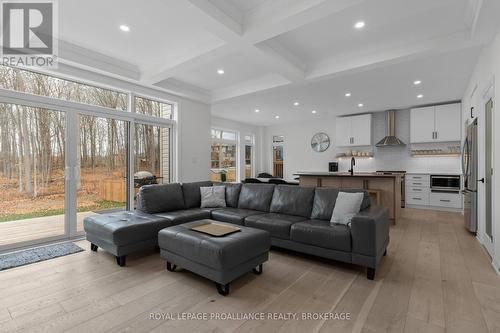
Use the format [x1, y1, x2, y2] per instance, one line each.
[348, 157, 356, 176]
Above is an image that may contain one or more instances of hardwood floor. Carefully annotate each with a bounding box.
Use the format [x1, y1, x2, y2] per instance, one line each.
[0, 212, 91, 247]
[0, 208, 499, 333]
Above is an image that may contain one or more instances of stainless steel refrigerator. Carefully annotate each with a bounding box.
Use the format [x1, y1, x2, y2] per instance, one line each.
[462, 119, 478, 232]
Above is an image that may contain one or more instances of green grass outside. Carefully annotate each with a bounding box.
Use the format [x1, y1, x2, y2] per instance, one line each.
[0, 200, 125, 223]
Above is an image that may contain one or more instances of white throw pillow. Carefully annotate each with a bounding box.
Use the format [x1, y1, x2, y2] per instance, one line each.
[200, 186, 226, 208]
[330, 191, 364, 225]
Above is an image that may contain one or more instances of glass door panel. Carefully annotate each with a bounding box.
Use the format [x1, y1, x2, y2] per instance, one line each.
[0, 103, 66, 247]
[77, 115, 128, 232]
[134, 124, 170, 204]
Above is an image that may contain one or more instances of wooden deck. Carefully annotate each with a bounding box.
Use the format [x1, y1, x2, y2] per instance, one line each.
[0, 208, 499, 332]
[0, 212, 94, 247]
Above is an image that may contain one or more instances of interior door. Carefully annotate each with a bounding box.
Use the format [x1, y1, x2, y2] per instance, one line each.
[484, 98, 494, 255]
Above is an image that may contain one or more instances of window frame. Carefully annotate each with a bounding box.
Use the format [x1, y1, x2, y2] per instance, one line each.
[0, 67, 178, 251]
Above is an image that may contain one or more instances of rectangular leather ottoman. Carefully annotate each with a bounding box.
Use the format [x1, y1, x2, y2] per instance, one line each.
[84, 211, 172, 266]
[158, 219, 270, 295]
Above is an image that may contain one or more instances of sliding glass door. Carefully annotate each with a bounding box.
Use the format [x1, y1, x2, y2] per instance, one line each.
[0, 66, 175, 251]
[76, 115, 128, 232]
[0, 103, 66, 247]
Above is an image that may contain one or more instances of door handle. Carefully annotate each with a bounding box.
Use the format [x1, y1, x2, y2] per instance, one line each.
[478, 178, 485, 183]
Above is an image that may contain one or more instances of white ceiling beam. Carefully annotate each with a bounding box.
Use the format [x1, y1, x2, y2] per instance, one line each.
[307, 30, 478, 81]
[142, 0, 366, 85]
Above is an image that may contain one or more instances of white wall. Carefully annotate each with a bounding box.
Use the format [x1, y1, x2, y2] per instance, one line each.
[211, 116, 264, 180]
[177, 98, 211, 182]
[47, 62, 212, 183]
[263, 110, 461, 180]
[461, 28, 500, 270]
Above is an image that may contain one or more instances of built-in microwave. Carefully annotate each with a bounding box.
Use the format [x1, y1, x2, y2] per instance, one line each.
[430, 175, 461, 192]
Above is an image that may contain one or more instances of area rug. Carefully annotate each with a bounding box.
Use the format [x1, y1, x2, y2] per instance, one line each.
[0, 242, 84, 271]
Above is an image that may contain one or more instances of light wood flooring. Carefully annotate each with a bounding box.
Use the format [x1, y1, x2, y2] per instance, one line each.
[0, 208, 499, 333]
[0, 212, 92, 247]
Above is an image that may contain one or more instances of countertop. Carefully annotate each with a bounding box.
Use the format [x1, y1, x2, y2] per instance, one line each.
[295, 172, 403, 178]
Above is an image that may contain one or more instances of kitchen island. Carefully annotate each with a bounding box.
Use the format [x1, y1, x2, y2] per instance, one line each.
[296, 172, 402, 223]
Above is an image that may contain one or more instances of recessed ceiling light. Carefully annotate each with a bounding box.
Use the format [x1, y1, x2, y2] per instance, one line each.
[255, 109, 260, 113]
[417, 94, 424, 99]
[354, 21, 365, 29]
[293, 102, 300, 106]
[312, 110, 317, 114]
[414, 80, 422, 85]
[345, 92, 351, 97]
[275, 115, 280, 119]
[358, 103, 364, 107]
[119, 25, 130, 32]
[217, 69, 225, 75]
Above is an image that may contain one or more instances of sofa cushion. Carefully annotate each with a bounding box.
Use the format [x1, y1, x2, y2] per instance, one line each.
[290, 219, 351, 252]
[136, 183, 185, 214]
[269, 185, 315, 218]
[331, 192, 364, 225]
[154, 208, 212, 225]
[84, 211, 172, 246]
[211, 207, 265, 225]
[200, 186, 226, 208]
[310, 188, 371, 220]
[237, 184, 275, 212]
[214, 182, 241, 208]
[244, 213, 307, 240]
[182, 181, 213, 208]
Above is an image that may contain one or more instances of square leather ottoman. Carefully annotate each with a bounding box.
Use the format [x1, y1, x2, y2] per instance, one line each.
[158, 219, 270, 295]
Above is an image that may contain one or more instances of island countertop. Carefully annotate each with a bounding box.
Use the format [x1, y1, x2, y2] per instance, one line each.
[297, 172, 402, 223]
[294, 171, 403, 178]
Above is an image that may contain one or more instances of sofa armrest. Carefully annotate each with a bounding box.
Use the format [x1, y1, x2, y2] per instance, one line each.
[350, 205, 389, 257]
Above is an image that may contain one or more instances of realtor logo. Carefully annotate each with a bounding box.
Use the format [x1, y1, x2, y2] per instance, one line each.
[1, 0, 58, 67]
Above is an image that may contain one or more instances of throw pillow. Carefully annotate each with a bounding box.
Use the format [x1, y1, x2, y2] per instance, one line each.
[200, 186, 226, 208]
[330, 191, 364, 225]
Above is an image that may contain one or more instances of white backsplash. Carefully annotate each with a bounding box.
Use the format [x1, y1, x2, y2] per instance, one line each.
[336, 110, 462, 174]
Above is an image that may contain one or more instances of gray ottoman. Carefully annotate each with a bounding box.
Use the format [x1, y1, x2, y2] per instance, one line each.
[84, 211, 172, 266]
[158, 219, 270, 296]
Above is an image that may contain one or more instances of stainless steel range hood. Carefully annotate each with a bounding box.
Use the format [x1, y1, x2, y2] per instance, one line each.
[375, 110, 406, 147]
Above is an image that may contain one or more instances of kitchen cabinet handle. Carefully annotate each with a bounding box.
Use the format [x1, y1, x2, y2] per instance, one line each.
[440, 199, 451, 202]
[435, 132, 438, 139]
[413, 189, 422, 191]
[413, 197, 422, 200]
[413, 182, 422, 185]
[413, 177, 422, 179]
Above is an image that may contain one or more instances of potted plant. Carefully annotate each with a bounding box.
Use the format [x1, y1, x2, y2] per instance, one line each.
[220, 170, 227, 182]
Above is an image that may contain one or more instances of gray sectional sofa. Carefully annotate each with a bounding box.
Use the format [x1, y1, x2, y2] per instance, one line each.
[84, 181, 389, 279]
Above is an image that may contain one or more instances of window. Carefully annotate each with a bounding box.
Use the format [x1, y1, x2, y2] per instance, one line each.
[245, 135, 254, 178]
[272, 135, 284, 178]
[0, 65, 175, 251]
[135, 96, 173, 119]
[210, 129, 238, 182]
[0, 65, 127, 110]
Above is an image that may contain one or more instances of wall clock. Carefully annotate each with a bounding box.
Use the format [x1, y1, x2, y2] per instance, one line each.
[311, 132, 330, 152]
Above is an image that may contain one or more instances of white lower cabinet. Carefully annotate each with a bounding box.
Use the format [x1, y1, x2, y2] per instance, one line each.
[405, 173, 462, 211]
[429, 192, 462, 209]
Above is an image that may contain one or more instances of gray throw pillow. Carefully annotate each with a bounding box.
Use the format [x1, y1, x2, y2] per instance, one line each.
[200, 186, 226, 208]
[330, 191, 364, 225]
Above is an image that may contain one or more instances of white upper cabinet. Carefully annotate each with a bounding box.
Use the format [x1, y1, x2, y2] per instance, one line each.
[335, 114, 372, 147]
[410, 106, 435, 143]
[335, 116, 351, 147]
[410, 103, 461, 143]
[434, 104, 461, 142]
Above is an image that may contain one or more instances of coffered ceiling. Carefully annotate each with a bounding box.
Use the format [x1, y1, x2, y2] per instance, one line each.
[58, 0, 500, 124]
